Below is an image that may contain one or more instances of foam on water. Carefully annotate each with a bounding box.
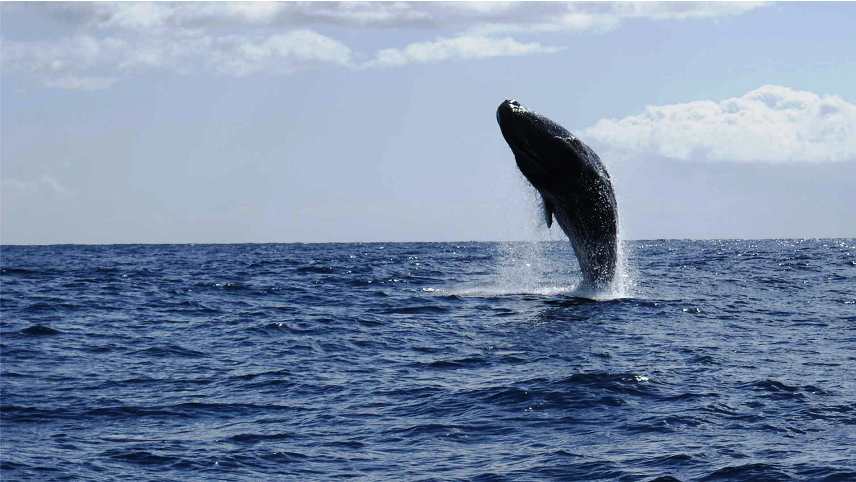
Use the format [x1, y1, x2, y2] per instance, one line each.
[437, 284, 575, 297]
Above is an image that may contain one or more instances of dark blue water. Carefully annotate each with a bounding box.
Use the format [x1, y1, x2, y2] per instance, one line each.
[2, 240, 855, 481]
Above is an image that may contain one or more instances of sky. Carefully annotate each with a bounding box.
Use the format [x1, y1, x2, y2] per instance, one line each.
[1, 2, 855, 244]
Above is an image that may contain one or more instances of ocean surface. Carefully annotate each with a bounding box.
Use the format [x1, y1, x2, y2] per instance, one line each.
[1, 240, 855, 481]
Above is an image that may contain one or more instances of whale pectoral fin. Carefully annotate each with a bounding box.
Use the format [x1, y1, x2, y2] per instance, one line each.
[542, 195, 554, 228]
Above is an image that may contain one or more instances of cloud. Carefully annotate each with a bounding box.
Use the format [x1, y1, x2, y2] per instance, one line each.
[1, 30, 354, 88]
[209, 30, 354, 76]
[1, 2, 768, 89]
[71, 2, 430, 30]
[366, 35, 561, 68]
[583, 85, 856, 163]
[1, 35, 126, 89]
[466, 2, 765, 35]
[2, 175, 71, 196]
[608, 2, 765, 21]
[69, 2, 766, 32]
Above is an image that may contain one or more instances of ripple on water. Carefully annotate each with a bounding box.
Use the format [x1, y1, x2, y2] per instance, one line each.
[18, 324, 62, 336]
[1, 240, 854, 480]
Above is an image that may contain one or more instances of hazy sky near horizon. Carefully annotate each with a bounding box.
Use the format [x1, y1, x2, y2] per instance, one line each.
[2, 2, 855, 244]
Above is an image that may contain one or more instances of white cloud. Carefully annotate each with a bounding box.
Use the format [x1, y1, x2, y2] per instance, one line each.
[469, 12, 619, 36]
[81, 2, 311, 30]
[583, 85, 856, 163]
[208, 30, 354, 76]
[1, 2, 768, 89]
[1, 30, 353, 88]
[37, 2, 769, 32]
[366, 35, 561, 68]
[94, 2, 176, 30]
[51, 2, 430, 30]
[279, 2, 433, 27]
[1, 35, 127, 89]
[609, 2, 765, 21]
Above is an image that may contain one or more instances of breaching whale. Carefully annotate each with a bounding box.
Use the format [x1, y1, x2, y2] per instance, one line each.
[496, 99, 618, 290]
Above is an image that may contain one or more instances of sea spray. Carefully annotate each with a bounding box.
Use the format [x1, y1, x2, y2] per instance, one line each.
[492, 240, 570, 296]
[491, 221, 636, 300]
[609, 166, 637, 300]
[612, 238, 637, 298]
[488, 185, 576, 296]
[441, 173, 635, 299]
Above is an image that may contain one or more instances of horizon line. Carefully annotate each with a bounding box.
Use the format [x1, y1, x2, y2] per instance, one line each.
[2, 236, 854, 248]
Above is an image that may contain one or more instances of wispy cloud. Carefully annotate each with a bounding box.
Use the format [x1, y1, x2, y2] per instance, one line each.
[467, 2, 765, 35]
[2, 29, 354, 86]
[2, 175, 72, 196]
[64, 2, 765, 32]
[1, 35, 124, 89]
[607, 2, 765, 21]
[583, 85, 856, 163]
[366, 35, 561, 68]
[208, 30, 355, 76]
[1, 2, 768, 89]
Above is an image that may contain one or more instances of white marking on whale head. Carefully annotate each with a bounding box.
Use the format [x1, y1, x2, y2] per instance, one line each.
[506, 99, 528, 113]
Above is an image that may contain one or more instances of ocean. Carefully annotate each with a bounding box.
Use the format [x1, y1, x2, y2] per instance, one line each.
[1, 240, 855, 481]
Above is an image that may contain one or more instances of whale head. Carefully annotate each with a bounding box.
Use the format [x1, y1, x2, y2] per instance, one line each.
[496, 99, 609, 197]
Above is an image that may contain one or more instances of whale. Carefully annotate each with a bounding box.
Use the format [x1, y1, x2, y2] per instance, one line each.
[496, 99, 618, 290]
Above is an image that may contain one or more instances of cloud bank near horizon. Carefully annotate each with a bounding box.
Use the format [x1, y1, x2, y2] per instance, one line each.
[583, 85, 856, 163]
[1, 2, 766, 89]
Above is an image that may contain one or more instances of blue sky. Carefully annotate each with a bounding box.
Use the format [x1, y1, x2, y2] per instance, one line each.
[2, 2, 855, 244]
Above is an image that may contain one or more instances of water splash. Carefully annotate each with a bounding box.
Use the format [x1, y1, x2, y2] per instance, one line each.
[491, 240, 575, 296]
[492, 183, 636, 300]
[461, 233, 634, 301]
[440, 177, 636, 300]
[573, 238, 636, 301]
[612, 238, 638, 298]
[444, 238, 634, 300]
[610, 170, 638, 300]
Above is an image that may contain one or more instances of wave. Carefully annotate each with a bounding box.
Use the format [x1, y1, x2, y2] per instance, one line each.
[18, 324, 62, 336]
[2, 240, 855, 480]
